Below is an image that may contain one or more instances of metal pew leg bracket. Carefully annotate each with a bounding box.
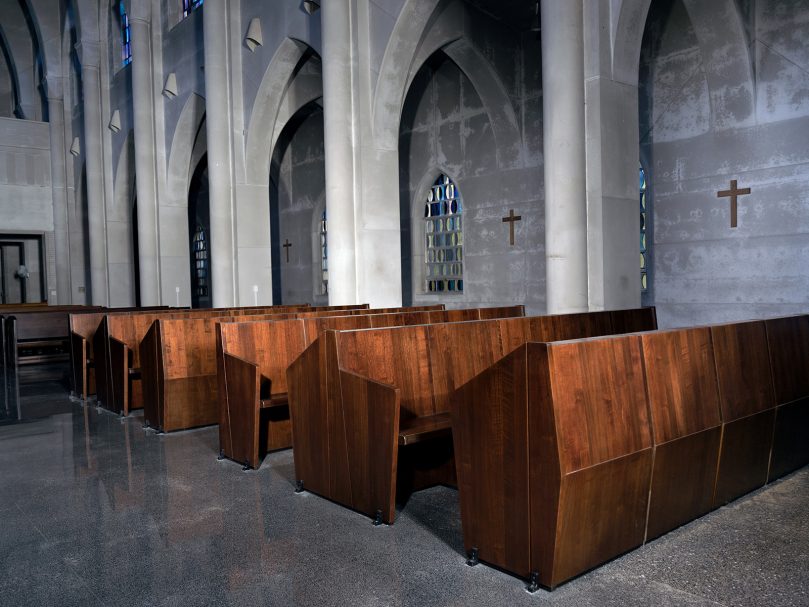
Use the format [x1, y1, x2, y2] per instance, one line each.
[525, 572, 539, 594]
[294, 480, 304, 494]
[372, 509, 384, 527]
[466, 547, 479, 567]
[217, 450, 226, 461]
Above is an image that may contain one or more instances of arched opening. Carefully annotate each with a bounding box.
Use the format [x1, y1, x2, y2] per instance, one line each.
[268, 100, 325, 305]
[188, 155, 211, 309]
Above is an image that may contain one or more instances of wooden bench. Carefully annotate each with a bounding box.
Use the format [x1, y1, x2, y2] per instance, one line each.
[764, 314, 809, 480]
[217, 306, 483, 469]
[452, 333, 653, 590]
[286, 307, 656, 526]
[68, 306, 172, 400]
[640, 327, 723, 540]
[139, 305, 431, 433]
[710, 320, 777, 506]
[94, 304, 336, 415]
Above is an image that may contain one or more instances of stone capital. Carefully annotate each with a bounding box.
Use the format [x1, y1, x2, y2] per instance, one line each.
[44, 74, 65, 100]
[75, 40, 101, 68]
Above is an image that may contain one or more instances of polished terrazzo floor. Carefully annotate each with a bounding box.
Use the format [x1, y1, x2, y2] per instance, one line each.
[1, 372, 808, 606]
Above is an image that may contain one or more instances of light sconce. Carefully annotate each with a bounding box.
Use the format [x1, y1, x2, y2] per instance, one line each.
[163, 72, 178, 99]
[245, 17, 263, 51]
[70, 136, 81, 156]
[109, 109, 121, 133]
[303, 0, 320, 15]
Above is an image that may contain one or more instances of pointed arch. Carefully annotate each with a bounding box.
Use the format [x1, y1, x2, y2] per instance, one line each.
[245, 37, 317, 184]
[614, 0, 754, 126]
[166, 92, 206, 208]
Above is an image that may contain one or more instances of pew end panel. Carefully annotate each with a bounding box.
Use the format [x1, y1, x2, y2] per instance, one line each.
[451, 344, 533, 579]
[710, 321, 777, 506]
[108, 337, 130, 415]
[287, 338, 331, 497]
[222, 352, 262, 469]
[765, 315, 809, 480]
[530, 338, 653, 590]
[640, 328, 723, 540]
[70, 332, 87, 398]
[140, 321, 163, 430]
[336, 369, 401, 524]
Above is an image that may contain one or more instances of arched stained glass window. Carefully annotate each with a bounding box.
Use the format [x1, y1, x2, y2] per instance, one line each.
[424, 174, 463, 293]
[640, 165, 648, 293]
[183, 0, 204, 18]
[320, 210, 328, 296]
[193, 225, 208, 297]
[120, 1, 132, 66]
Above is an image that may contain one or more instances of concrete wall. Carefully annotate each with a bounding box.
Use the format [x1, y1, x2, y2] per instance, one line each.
[641, 0, 809, 328]
[0, 118, 54, 232]
[271, 107, 327, 306]
[399, 24, 544, 314]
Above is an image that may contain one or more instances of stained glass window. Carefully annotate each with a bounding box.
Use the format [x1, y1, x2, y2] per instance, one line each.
[120, 1, 132, 67]
[319, 210, 328, 296]
[640, 165, 648, 293]
[193, 225, 208, 297]
[424, 174, 463, 293]
[183, 0, 204, 18]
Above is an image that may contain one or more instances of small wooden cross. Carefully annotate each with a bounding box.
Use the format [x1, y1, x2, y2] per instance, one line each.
[716, 179, 751, 228]
[502, 209, 522, 246]
[282, 239, 292, 263]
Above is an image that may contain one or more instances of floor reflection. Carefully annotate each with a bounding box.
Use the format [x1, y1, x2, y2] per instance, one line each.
[1, 375, 807, 606]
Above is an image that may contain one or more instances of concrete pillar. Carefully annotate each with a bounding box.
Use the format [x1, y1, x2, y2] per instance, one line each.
[203, 0, 238, 307]
[45, 76, 72, 304]
[128, 13, 162, 305]
[78, 41, 110, 306]
[541, 0, 588, 313]
[321, 0, 358, 305]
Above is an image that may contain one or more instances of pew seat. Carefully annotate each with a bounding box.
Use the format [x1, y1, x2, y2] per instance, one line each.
[398, 413, 451, 446]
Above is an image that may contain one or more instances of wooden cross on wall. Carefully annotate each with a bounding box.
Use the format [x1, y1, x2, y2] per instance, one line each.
[502, 209, 522, 246]
[716, 179, 751, 228]
[283, 239, 292, 263]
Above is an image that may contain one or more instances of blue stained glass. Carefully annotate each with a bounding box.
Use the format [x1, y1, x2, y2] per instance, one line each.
[424, 173, 463, 293]
[120, 1, 132, 66]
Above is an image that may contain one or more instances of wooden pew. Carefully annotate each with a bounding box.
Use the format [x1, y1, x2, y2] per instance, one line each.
[69, 306, 172, 400]
[143, 306, 445, 435]
[95, 304, 338, 414]
[764, 314, 809, 480]
[640, 327, 723, 540]
[217, 306, 468, 469]
[452, 333, 654, 590]
[287, 307, 655, 526]
[710, 320, 777, 506]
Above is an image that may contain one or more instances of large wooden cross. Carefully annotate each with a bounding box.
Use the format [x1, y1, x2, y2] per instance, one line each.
[283, 239, 292, 263]
[502, 209, 522, 246]
[716, 179, 751, 228]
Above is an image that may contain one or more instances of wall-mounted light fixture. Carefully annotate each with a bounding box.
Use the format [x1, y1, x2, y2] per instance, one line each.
[109, 109, 122, 133]
[70, 136, 81, 156]
[163, 72, 178, 99]
[245, 17, 263, 51]
[303, 0, 320, 15]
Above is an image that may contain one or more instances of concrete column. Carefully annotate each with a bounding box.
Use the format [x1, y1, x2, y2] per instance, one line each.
[129, 13, 162, 305]
[541, 0, 588, 313]
[78, 42, 110, 306]
[203, 0, 238, 307]
[45, 76, 72, 304]
[321, 0, 358, 305]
